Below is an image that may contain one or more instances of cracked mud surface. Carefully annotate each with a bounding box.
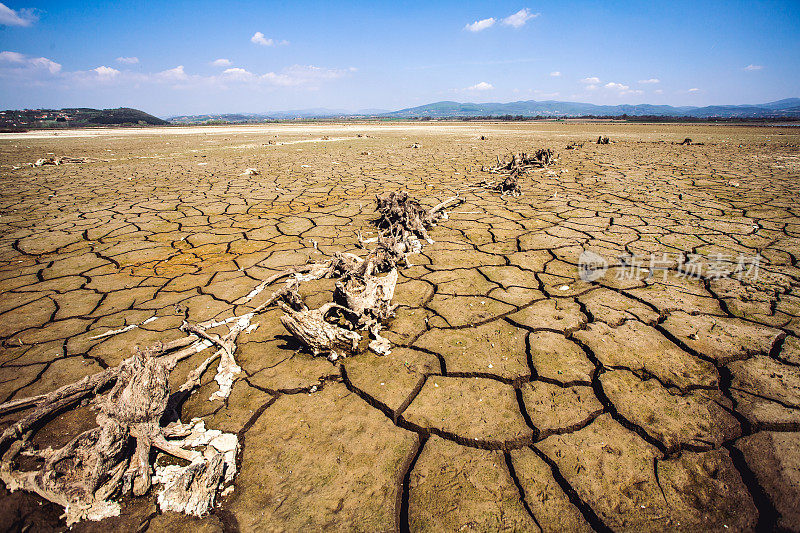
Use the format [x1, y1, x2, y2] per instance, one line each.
[1, 122, 799, 531]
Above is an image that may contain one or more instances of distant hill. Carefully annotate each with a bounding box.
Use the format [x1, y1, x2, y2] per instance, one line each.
[165, 99, 800, 123]
[386, 98, 800, 119]
[0, 107, 167, 129]
[168, 108, 391, 124]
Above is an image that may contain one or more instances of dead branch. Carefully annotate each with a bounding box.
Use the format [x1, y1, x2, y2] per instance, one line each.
[274, 191, 463, 359]
[181, 313, 252, 401]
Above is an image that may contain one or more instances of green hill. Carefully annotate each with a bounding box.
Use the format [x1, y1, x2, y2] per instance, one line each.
[0, 107, 167, 129]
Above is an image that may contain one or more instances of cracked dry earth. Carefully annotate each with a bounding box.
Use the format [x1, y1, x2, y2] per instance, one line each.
[0, 122, 799, 532]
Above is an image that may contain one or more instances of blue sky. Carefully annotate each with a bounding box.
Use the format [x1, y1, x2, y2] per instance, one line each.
[0, 0, 798, 116]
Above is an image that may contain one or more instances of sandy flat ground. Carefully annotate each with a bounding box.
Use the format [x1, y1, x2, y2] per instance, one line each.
[0, 122, 799, 531]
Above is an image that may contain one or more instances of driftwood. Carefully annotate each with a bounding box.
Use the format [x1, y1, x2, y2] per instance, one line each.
[376, 191, 463, 244]
[279, 302, 362, 361]
[565, 142, 584, 150]
[484, 150, 557, 174]
[476, 174, 521, 196]
[476, 149, 557, 196]
[31, 156, 102, 166]
[276, 266, 399, 361]
[0, 342, 237, 525]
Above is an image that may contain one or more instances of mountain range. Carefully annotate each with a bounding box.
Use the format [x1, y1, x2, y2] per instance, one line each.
[386, 98, 800, 118]
[167, 98, 800, 122]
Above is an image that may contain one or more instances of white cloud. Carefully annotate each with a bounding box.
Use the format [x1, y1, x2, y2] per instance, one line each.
[465, 17, 495, 32]
[638, 78, 659, 84]
[688, 87, 700, 93]
[0, 2, 37, 26]
[251, 31, 274, 46]
[581, 76, 600, 84]
[159, 65, 188, 82]
[0, 50, 61, 75]
[466, 81, 493, 91]
[585, 84, 598, 91]
[70, 65, 128, 85]
[116, 56, 139, 64]
[0, 50, 25, 63]
[744, 64, 764, 71]
[93, 66, 120, 80]
[654, 89, 664, 94]
[211, 58, 232, 67]
[550, 71, 561, 77]
[29, 57, 60, 73]
[220, 67, 255, 81]
[605, 82, 629, 91]
[502, 8, 539, 28]
[601, 81, 643, 96]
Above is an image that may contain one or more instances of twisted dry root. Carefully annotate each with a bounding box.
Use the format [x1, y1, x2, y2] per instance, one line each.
[0, 345, 237, 524]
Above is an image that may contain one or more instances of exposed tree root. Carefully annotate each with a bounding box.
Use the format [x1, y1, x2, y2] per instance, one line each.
[0, 343, 235, 525]
[375, 190, 463, 244]
[477, 149, 557, 196]
[476, 173, 522, 196]
[484, 150, 557, 174]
